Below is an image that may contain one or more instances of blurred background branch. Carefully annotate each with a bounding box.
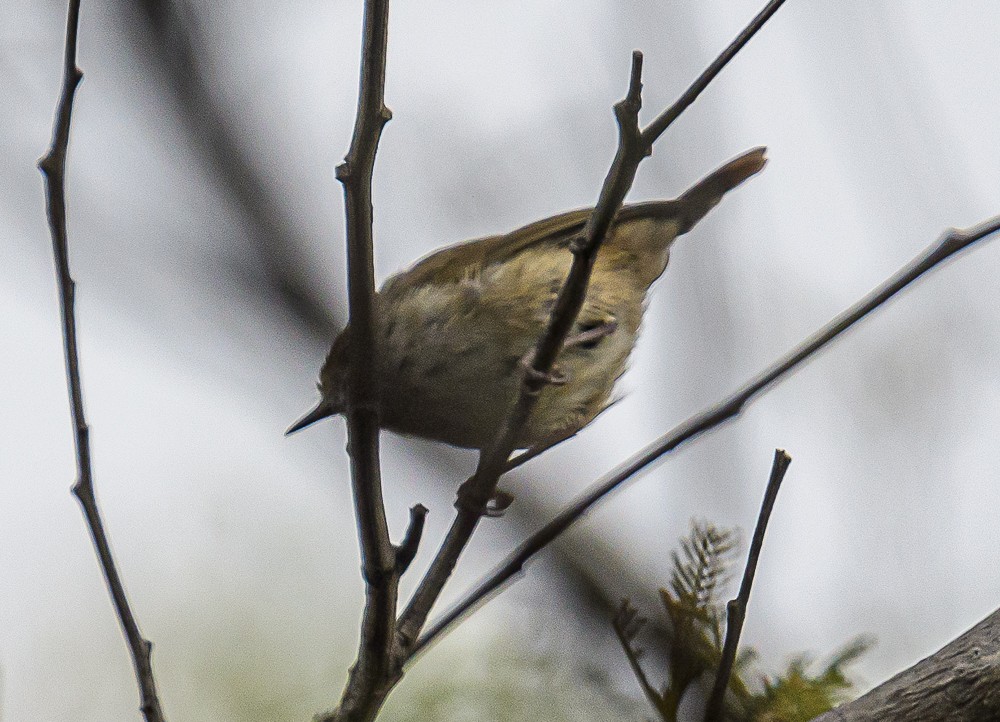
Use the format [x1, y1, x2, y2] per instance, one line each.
[126, 0, 339, 337]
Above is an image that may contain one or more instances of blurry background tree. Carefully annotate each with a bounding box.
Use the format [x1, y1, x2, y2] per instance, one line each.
[5, 0, 1000, 720]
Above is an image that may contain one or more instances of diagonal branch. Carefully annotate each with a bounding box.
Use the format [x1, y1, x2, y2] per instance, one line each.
[705, 449, 792, 722]
[396, 0, 788, 653]
[128, 0, 340, 337]
[38, 2, 167, 721]
[641, 0, 788, 147]
[411, 214, 1000, 658]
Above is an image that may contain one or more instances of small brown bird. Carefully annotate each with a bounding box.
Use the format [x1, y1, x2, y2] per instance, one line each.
[288, 147, 766, 451]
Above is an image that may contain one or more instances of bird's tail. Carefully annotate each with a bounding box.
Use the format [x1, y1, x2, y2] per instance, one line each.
[606, 147, 767, 288]
[674, 146, 767, 234]
[616, 146, 767, 233]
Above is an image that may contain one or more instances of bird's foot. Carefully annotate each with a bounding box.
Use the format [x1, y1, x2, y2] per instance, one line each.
[565, 318, 618, 349]
[520, 353, 568, 387]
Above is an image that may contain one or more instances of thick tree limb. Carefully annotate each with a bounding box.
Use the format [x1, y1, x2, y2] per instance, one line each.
[39, 2, 167, 720]
[811, 607, 1000, 722]
[412, 214, 1000, 657]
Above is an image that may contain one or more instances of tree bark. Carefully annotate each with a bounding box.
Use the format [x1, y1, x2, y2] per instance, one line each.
[812, 607, 1000, 722]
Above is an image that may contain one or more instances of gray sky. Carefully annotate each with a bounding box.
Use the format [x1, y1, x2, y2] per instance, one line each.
[3, 1, 1000, 719]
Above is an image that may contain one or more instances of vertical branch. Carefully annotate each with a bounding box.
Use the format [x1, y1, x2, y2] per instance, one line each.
[704, 449, 791, 721]
[327, 0, 397, 720]
[38, 2, 167, 721]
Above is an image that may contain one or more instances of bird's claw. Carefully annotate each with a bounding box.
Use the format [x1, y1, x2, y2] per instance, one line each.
[486, 489, 515, 517]
[520, 354, 568, 388]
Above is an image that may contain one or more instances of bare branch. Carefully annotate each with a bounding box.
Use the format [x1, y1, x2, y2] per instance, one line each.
[395, 504, 429, 575]
[412, 215, 1000, 657]
[641, 0, 788, 146]
[705, 449, 792, 722]
[396, 0, 787, 654]
[38, 2, 166, 720]
[326, 1, 398, 720]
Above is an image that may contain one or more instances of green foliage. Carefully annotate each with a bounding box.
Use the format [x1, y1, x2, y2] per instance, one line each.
[614, 520, 871, 722]
[746, 638, 873, 722]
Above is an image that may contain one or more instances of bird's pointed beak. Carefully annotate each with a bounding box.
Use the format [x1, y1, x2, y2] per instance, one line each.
[285, 400, 337, 436]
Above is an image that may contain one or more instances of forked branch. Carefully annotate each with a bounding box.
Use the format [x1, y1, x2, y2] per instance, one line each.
[327, 0, 789, 717]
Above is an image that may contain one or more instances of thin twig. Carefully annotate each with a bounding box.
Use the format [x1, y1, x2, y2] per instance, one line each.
[397, 0, 786, 652]
[705, 449, 791, 722]
[326, 1, 398, 720]
[411, 215, 1000, 658]
[395, 504, 429, 575]
[641, 0, 788, 147]
[38, 2, 166, 721]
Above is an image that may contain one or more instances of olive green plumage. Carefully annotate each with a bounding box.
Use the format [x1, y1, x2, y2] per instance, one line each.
[290, 147, 767, 449]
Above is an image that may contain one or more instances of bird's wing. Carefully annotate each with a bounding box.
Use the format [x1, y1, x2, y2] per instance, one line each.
[381, 146, 766, 296]
[381, 208, 594, 295]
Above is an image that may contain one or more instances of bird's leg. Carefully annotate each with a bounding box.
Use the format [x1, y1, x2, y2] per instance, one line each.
[519, 318, 618, 389]
[503, 428, 580, 473]
[483, 427, 584, 516]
